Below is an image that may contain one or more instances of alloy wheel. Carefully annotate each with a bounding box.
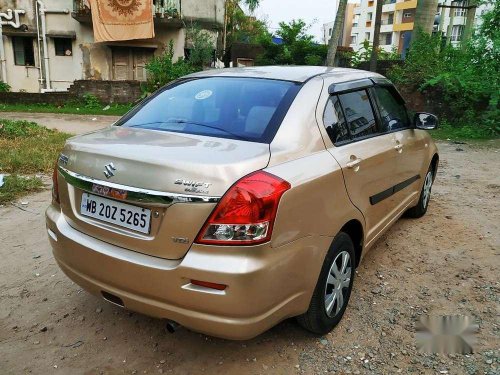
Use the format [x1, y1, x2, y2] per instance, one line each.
[422, 171, 433, 208]
[324, 251, 352, 317]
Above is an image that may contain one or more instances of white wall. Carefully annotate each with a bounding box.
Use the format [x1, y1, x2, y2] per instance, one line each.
[2, 35, 41, 92]
[2, 0, 223, 92]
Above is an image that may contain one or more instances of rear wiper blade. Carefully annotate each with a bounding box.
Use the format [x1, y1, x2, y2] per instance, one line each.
[126, 120, 249, 142]
[167, 120, 249, 142]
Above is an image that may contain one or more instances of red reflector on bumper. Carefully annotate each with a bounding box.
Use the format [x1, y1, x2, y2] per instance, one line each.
[191, 280, 227, 291]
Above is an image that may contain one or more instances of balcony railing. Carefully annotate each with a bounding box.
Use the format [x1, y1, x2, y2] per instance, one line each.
[153, 0, 181, 19]
[72, 0, 181, 23]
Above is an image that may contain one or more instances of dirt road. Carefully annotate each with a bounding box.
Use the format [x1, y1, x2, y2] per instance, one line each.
[0, 112, 118, 134]
[0, 140, 498, 375]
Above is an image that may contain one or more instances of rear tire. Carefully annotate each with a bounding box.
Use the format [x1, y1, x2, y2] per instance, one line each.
[297, 232, 355, 335]
[406, 166, 434, 218]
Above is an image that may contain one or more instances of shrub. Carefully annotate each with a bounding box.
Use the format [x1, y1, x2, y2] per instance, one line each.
[0, 81, 10, 92]
[82, 93, 101, 109]
[343, 40, 401, 68]
[143, 40, 197, 94]
[386, 2, 500, 138]
[185, 24, 215, 69]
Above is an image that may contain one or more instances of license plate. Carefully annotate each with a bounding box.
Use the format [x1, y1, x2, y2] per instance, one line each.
[80, 193, 151, 234]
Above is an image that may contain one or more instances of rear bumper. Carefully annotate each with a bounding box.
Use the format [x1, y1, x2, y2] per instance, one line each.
[46, 204, 330, 340]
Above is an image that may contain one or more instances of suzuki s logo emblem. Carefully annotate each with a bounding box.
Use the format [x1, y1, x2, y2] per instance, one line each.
[103, 163, 116, 179]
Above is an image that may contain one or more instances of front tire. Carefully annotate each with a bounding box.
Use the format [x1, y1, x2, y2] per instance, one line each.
[406, 166, 434, 218]
[297, 232, 355, 335]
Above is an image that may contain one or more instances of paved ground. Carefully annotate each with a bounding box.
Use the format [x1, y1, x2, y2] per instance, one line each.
[0, 124, 498, 374]
[0, 112, 118, 134]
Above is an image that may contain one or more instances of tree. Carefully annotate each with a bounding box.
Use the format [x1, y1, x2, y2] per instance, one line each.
[256, 19, 327, 66]
[186, 24, 215, 69]
[326, 0, 348, 66]
[387, 1, 499, 137]
[223, 0, 264, 56]
[414, 0, 439, 35]
[461, 1, 481, 47]
[369, 0, 384, 72]
[243, 0, 260, 12]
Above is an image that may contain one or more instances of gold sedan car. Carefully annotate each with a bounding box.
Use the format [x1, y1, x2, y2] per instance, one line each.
[46, 67, 439, 340]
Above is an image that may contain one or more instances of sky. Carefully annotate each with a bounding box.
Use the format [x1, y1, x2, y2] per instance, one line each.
[250, 0, 341, 43]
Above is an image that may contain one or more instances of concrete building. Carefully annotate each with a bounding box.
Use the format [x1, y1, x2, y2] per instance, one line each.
[347, 0, 417, 55]
[345, 0, 490, 57]
[0, 0, 224, 92]
[435, 0, 491, 47]
[322, 2, 356, 47]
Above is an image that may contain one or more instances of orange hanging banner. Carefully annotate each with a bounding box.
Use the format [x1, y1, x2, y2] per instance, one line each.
[89, 0, 155, 42]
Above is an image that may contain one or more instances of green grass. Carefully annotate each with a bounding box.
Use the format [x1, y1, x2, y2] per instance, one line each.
[0, 119, 70, 203]
[431, 122, 498, 141]
[0, 119, 71, 175]
[0, 175, 44, 204]
[0, 102, 133, 116]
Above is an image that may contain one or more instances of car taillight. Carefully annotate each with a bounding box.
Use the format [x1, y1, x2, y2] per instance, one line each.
[52, 162, 60, 204]
[195, 171, 291, 245]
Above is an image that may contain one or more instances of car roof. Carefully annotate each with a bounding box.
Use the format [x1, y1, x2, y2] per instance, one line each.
[184, 66, 384, 84]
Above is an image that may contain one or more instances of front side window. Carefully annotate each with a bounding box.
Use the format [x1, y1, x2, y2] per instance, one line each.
[119, 77, 299, 143]
[323, 95, 350, 144]
[373, 86, 410, 132]
[12, 37, 35, 66]
[338, 90, 378, 139]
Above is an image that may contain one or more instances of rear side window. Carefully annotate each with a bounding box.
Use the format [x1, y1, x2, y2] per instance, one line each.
[338, 90, 378, 139]
[373, 86, 410, 132]
[119, 77, 299, 143]
[323, 95, 350, 144]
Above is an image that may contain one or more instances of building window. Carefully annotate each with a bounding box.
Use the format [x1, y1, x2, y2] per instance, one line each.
[353, 15, 359, 27]
[454, 1, 468, 17]
[381, 33, 393, 45]
[12, 37, 35, 66]
[450, 25, 464, 42]
[367, 12, 373, 21]
[403, 12, 413, 18]
[329, 28, 332, 36]
[351, 34, 358, 44]
[365, 32, 371, 41]
[54, 38, 73, 56]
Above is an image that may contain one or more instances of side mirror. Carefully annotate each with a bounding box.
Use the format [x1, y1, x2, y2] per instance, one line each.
[414, 112, 439, 130]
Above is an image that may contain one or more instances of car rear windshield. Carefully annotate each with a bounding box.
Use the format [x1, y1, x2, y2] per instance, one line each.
[118, 77, 300, 143]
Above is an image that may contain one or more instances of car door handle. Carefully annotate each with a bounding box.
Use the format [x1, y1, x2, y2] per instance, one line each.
[346, 158, 362, 169]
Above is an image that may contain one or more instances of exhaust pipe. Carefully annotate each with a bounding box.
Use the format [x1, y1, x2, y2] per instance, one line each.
[165, 320, 181, 333]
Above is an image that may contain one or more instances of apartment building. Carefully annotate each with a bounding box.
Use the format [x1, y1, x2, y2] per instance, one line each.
[435, 1, 491, 47]
[0, 0, 224, 93]
[346, 0, 490, 57]
[348, 0, 417, 55]
[322, 2, 356, 46]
